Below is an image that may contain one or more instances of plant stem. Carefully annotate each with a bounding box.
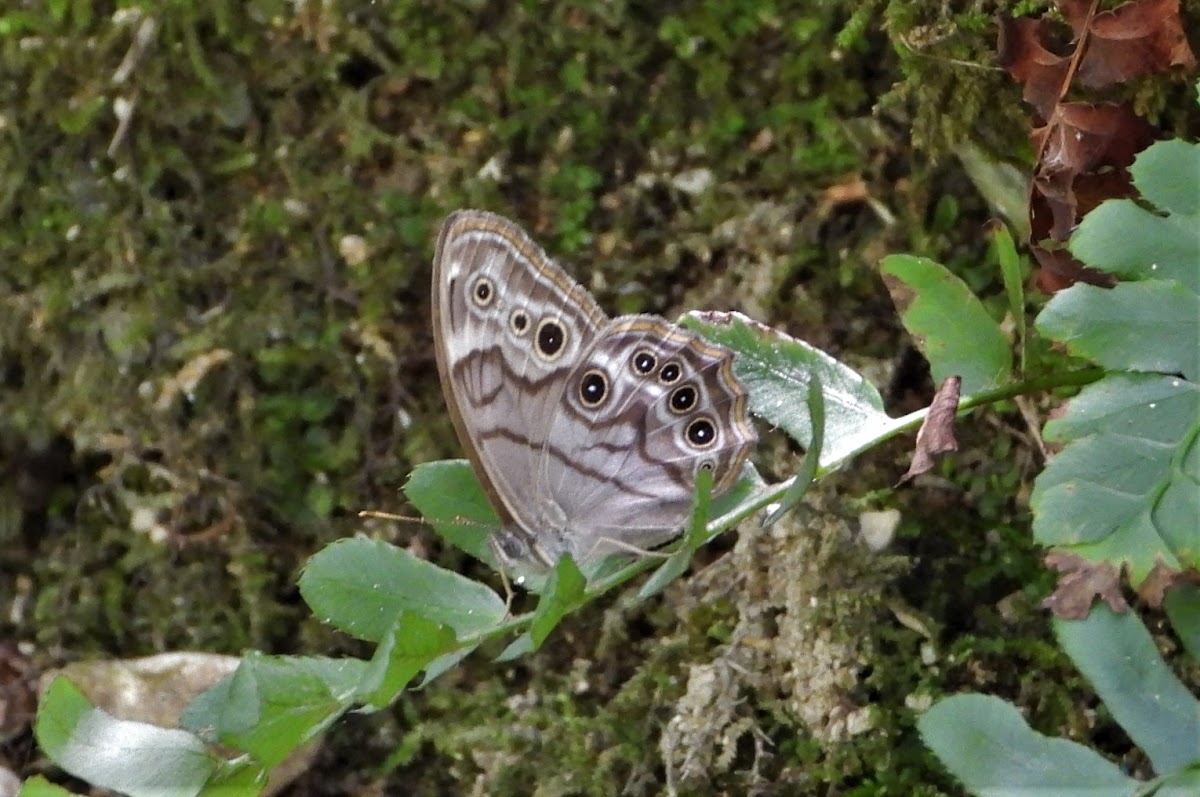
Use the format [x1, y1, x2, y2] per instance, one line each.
[468, 366, 1107, 633]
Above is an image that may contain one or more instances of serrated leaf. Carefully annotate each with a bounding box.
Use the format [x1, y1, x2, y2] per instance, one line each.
[1055, 605, 1200, 774]
[918, 693, 1140, 797]
[404, 459, 499, 565]
[358, 613, 460, 708]
[1070, 200, 1200, 293]
[299, 537, 506, 642]
[1038, 280, 1200, 382]
[36, 677, 217, 797]
[880, 255, 1013, 394]
[1133, 139, 1200, 222]
[1032, 374, 1199, 584]
[684, 311, 897, 466]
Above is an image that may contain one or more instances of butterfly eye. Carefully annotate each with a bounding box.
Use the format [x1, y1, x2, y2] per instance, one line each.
[658, 361, 682, 384]
[535, 318, 567, 360]
[685, 418, 717, 448]
[471, 277, 495, 307]
[631, 350, 657, 375]
[509, 309, 530, 335]
[668, 384, 698, 414]
[579, 369, 608, 407]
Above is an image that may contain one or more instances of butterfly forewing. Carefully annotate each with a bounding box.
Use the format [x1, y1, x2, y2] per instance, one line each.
[432, 210, 607, 535]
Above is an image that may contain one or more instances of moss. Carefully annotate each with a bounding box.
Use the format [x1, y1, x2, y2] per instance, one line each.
[3, 0, 1194, 793]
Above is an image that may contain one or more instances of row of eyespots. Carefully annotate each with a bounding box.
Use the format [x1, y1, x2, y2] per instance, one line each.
[638, 344, 717, 448]
[577, 353, 697, 413]
[630, 348, 681, 384]
[470, 276, 568, 360]
[471, 276, 718, 452]
[575, 368, 717, 450]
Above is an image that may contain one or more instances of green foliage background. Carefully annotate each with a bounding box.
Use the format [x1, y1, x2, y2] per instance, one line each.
[2, 1, 1196, 794]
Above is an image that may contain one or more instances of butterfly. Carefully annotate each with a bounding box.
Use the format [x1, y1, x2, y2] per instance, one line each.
[431, 210, 756, 570]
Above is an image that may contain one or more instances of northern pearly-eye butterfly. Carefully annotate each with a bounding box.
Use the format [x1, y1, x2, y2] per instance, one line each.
[432, 210, 756, 571]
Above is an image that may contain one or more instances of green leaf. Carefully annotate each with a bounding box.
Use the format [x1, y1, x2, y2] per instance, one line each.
[918, 693, 1140, 797]
[1069, 139, 1200, 293]
[1031, 374, 1199, 584]
[708, 460, 766, 523]
[198, 759, 268, 795]
[498, 554, 589, 660]
[1037, 281, 1200, 381]
[182, 654, 360, 769]
[17, 776, 83, 797]
[636, 466, 716, 601]
[1055, 605, 1200, 774]
[299, 537, 506, 642]
[1133, 140, 1200, 217]
[684, 311, 898, 466]
[684, 465, 715, 548]
[495, 632, 534, 661]
[989, 222, 1027, 375]
[414, 644, 483, 689]
[634, 545, 692, 602]
[958, 141, 1031, 240]
[880, 254, 1013, 394]
[1071, 201, 1200, 294]
[358, 613, 460, 708]
[1164, 583, 1200, 661]
[405, 459, 499, 565]
[35, 677, 218, 797]
[1152, 766, 1200, 797]
[764, 375, 823, 527]
[528, 555, 587, 648]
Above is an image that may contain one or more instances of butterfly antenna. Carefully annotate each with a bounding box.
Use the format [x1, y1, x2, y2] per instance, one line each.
[359, 510, 498, 531]
[358, 509, 424, 522]
[587, 536, 673, 562]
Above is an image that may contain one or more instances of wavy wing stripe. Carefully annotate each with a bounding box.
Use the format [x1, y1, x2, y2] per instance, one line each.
[453, 344, 697, 495]
[432, 209, 757, 568]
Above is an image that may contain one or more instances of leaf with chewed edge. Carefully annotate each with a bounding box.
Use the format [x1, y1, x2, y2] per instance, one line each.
[684, 311, 899, 467]
[880, 255, 1013, 395]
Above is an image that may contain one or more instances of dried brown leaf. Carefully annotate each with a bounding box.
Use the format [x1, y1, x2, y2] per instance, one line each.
[1042, 550, 1129, 620]
[997, 16, 1070, 119]
[998, 0, 1196, 293]
[1137, 560, 1200, 607]
[900, 376, 960, 484]
[1060, 0, 1197, 87]
[1027, 102, 1154, 291]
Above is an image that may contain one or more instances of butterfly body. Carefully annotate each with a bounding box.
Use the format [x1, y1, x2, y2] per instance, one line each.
[432, 210, 755, 569]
